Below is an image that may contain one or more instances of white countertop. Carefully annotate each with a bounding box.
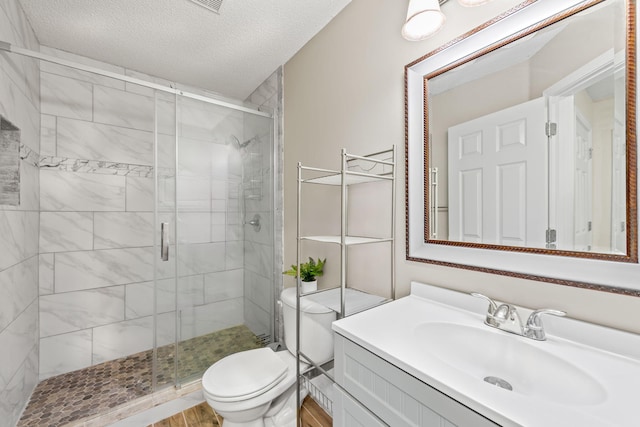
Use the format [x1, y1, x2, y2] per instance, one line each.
[332, 282, 640, 427]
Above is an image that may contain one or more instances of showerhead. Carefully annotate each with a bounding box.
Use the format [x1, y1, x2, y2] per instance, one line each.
[227, 135, 240, 147]
[227, 134, 254, 149]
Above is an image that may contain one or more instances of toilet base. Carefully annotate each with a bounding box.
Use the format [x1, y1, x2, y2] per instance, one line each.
[212, 383, 306, 427]
[263, 384, 301, 427]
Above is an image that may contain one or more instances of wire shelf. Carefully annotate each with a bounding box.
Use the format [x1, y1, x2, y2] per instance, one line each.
[301, 373, 333, 416]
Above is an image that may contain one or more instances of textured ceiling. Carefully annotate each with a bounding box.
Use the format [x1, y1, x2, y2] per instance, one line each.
[18, 0, 351, 100]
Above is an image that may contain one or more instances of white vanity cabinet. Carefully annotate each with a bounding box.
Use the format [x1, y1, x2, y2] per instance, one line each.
[333, 333, 499, 427]
[333, 385, 387, 427]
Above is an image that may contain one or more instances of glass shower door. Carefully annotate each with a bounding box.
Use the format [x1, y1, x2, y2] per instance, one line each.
[154, 92, 275, 388]
[153, 90, 179, 390]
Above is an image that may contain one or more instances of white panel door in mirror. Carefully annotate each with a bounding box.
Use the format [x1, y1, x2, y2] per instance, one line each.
[448, 97, 546, 247]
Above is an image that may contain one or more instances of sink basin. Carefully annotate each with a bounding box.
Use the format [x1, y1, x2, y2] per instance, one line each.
[415, 322, 607, 406]
[333, 284, 640, 426]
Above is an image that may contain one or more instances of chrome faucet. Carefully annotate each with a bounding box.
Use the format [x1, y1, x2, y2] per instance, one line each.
[471, 293, 566, 340]
[524, 309, 566, 340]
[470, 293, 499, 327]
[491, 303, 525, 335]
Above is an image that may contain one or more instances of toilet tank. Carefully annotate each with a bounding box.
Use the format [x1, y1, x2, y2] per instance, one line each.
[280, 288, 336, 365]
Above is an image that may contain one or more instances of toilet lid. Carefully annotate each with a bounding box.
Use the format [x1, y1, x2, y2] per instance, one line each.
[203, 348, 288, 402]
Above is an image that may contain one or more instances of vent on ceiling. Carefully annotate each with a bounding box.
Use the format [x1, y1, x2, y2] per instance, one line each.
[188, 0, 223, 14]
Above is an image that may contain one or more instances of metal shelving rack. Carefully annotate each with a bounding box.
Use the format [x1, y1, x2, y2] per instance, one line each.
[295, 146, 396, 420]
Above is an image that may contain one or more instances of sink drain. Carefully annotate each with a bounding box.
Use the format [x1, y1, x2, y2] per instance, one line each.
[484, 376, 513, 391]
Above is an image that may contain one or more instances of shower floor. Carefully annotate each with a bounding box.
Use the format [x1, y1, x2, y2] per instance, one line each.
[17, 325, 263, 427]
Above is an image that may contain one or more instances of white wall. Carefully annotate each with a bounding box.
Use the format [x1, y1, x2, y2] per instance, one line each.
[283, 0, 640, 334]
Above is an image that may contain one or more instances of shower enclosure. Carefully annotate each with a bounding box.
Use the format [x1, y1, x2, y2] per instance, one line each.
[2, 40, 277, 399]
[153, 92, 276, 388]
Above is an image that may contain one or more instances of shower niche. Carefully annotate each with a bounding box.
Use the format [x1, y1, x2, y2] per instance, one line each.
[0, 115, 20, 206]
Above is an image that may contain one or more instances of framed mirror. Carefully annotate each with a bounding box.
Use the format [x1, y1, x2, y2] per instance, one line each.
[405, 0, 639, 294]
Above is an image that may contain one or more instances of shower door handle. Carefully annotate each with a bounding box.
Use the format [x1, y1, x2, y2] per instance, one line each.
[160, 222, 169, 261]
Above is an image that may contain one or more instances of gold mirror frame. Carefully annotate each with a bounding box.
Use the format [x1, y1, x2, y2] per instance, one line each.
[405, 0, 639, 296]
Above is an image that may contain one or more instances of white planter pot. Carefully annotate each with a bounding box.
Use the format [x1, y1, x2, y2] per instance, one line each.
[301, 280, 317, 293]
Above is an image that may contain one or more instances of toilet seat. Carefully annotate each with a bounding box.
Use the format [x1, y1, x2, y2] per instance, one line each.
[202, 348, 288, 402]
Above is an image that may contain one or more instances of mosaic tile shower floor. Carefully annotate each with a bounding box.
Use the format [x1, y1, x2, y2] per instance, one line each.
[18, 325, 263, 427]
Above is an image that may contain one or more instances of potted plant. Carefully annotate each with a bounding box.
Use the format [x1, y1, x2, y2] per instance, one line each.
[283, 257, 326, 293]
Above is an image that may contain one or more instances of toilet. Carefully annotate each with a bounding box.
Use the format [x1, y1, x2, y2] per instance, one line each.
[202, 288, 336, 427]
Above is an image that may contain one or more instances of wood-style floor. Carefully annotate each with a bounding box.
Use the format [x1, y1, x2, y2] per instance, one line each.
[148, 402, 222, 427]
[148, 397, 332, 427]
[300, 396, 333, 427]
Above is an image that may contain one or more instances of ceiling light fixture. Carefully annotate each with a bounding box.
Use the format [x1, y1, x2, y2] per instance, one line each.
[402, 0, 496, 41]
[402, 0, 447, 41]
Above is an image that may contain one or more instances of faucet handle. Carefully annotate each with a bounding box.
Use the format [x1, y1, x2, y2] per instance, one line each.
[471, 293, 498, 312]
[471, 293, 500, 327]
[525, 309, 566, 340]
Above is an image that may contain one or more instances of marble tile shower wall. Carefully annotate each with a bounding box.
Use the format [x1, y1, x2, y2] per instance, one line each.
[37, 46, 245, 381]
[243, 68, 283, 340]
[0, 1, 41, 425]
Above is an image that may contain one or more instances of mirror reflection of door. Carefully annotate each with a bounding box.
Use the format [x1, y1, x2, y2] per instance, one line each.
[447, 97, 547, 247]
[546, 50, 624, 253]
[425, 0, 629, 257]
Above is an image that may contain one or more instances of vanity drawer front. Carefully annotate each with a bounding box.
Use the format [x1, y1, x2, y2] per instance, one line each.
[334, 334, 499, 427]
[333, 384, 388, 427]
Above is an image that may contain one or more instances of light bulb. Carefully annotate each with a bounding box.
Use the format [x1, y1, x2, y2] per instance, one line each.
[402, 0, 446, 41]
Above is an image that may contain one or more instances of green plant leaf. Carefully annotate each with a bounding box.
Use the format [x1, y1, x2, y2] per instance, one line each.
[282, 257, 326, 281]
